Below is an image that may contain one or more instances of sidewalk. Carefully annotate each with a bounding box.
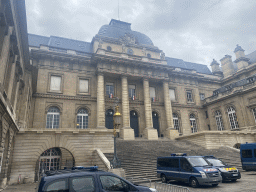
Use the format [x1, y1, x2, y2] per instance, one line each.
[1, 183, 38, 192]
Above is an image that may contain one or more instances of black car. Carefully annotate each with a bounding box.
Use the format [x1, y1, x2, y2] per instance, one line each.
[36, 166, 156, 192]
[204, 156, 241, 182]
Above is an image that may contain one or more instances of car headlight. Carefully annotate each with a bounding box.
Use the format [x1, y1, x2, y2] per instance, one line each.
[149, 188, 158, 192]
[199, 171, 207, 178]
[219, 168, 228, 172]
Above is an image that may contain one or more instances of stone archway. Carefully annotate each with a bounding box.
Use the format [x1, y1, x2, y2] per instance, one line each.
[34, 147, 74, 181]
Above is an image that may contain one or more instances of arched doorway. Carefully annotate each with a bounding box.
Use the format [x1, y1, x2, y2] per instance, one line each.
[152, 111, 160, 137]
[130, 110, 139, 137]
[35, 147, 74, 181]
[105, 109, 114, 129]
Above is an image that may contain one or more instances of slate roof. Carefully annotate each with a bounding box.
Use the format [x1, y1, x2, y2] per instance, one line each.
[28, 34, 92, 53]
[246, 50, 256, 64]
[166, 57, 212, 75]
[97, 19, 154, 46]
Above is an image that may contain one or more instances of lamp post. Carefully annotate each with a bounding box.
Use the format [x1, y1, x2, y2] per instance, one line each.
[111, 105, 121, 168]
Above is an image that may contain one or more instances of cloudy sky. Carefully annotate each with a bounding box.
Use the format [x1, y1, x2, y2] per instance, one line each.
[25, 0, 256, 68]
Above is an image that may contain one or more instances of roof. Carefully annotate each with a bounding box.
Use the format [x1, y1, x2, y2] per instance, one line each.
[166, 57, 212, 75]
[28, 34, 92, 53]
[97, 19, 154, 46]
[246, 50, 256, 64]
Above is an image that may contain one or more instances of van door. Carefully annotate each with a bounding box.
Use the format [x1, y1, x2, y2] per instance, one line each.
[179, 158, 193, 182]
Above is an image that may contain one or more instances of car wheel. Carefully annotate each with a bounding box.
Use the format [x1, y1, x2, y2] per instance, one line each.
[161, 175, 167, 183]
[190, 177, 199, 188]
[212, 184, 218, 187]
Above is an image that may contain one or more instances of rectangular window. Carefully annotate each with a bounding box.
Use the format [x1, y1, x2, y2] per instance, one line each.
[157, 158, 179, 168]
[149, 87, 155, 98]
[205, 111, 208, 119]
[79, 79, 89, 93]
[128, 85, 136, 98]
[106, 83, 114, 97]
[169, 89, 176, 101]
[200, 93, 205, 100]
[186, 90, 193, 102]
[242, 149, 252, 158]
[50, 76, 61, 91]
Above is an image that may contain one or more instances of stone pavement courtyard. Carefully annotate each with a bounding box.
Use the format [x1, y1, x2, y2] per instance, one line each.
[1, 171, 256, 192]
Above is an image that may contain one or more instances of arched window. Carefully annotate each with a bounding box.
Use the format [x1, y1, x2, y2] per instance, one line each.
[227, 106, 239, 130]
[173, 113, 180, 132]
[77, 108, 88, 129]
[46, 107, 60, 128]
[215, 110, 224, 131]
[252, 108, 256, 122]
[190, 114, 197, 133]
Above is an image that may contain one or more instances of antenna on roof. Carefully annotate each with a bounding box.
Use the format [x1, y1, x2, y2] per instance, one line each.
[118, 0, 120, 20]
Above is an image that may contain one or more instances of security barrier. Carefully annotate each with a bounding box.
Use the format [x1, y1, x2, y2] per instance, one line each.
[154, 182, 191, 192]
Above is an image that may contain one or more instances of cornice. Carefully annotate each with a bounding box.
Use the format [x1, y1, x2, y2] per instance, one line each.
[33, 93, 97, 101]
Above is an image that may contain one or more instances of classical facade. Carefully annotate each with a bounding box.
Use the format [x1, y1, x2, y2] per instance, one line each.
[0, 0, 31, 188]
[1, 0, 256, 186]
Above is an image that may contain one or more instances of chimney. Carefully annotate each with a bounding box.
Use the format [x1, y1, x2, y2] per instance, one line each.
[210, 59, 223, 77]
[220, 55, 234, 78]
[234, 44, 249, 70]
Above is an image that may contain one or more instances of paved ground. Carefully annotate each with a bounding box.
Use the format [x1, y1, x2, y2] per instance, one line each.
[1, 171, 256, 192]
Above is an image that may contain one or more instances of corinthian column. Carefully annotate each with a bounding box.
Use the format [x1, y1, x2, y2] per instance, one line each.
[120, 76, 134, 140]
[97, 73, 105, 128]
[143, 78, 158, 140]
[163, 81, 179, 140]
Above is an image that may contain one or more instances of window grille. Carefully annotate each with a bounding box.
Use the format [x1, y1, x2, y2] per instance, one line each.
[215, 110, 224, 131]
[187, 90, 193, 102]
[77, 108, 88, 129]
[173, 113, 180, 132]
[227, 106, 239, 129]
[39, 148, 61, 175]
[46, 107, 60, 128]
[190, 114, 197, 133]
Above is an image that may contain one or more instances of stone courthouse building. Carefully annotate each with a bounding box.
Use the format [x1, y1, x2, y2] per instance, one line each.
[1, 0, 256, 187]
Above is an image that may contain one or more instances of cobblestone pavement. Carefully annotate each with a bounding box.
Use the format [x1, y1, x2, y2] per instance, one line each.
[1, 171, 256, 192]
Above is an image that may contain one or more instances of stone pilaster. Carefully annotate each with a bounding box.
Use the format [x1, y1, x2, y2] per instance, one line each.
[163, 81, 179, 140]
[143, 79, 158, 140]
[0, 28, 12, 85]
[120, 76, 134, 140]
[7, 58, 17, 100]
[97, 73, 105, 128]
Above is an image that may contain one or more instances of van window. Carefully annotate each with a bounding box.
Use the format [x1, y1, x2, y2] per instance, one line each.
[255, 149, 256, 157]
[187, 157, 209, 167]
[71, 176, 95, 192]
[180, 158, 191, 171]
[242, 149, 252, 158]
[157, 158, 179, 168]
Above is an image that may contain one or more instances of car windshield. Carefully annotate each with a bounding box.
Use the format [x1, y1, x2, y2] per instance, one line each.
[187, 157, 210, 167]
[206, 158, 225, 166]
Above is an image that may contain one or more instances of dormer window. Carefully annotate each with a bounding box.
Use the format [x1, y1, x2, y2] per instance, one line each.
[225, 85, 232, 91]
[127, 48, 133, 55]
[213, 91, 219, 96]
[107, 46, 112, 51]
[147, 53, 151, 58]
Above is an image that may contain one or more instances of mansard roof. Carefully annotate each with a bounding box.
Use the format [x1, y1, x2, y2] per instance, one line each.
[28, 34, 92, 53]
[166, 57, 212, 75]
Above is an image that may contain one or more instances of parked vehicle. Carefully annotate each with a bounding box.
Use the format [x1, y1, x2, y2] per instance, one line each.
[204, 156, 241, 181]
[240, 142, 256, 171]
[157, 153, 222, 188]
[36, 166, 156, 192]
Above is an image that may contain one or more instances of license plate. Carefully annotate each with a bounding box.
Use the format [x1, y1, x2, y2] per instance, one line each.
[233, 174, 238, 176]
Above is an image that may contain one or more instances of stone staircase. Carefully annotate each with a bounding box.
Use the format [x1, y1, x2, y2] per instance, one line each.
[104, 138, 242, 184]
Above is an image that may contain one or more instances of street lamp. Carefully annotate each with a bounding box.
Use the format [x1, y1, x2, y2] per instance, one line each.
[111, 105, 122, 168]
